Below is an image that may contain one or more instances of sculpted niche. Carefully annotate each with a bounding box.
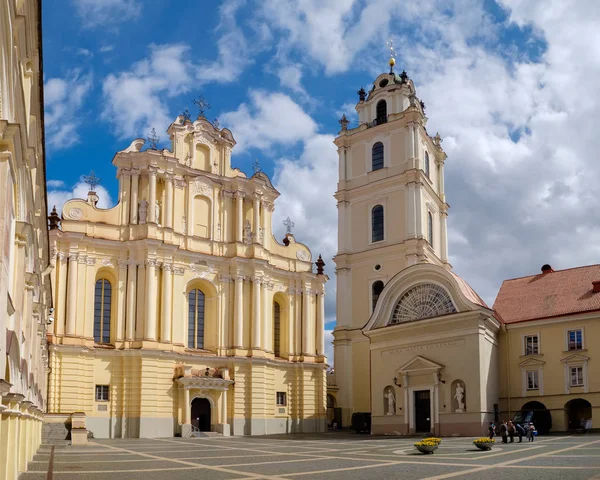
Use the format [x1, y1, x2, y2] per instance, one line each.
[383, 386, 396, 415]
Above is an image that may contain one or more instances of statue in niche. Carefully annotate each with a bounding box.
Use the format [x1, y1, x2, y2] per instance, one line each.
[155, 200, 161, 225]
[454, 382, 465, 412]
[139, 199, 148, 224]
[384, 388, 396, 415]
[243, 220, 253, 244]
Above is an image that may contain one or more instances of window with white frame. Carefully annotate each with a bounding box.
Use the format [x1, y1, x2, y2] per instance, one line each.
[570, 366, 584, 387]
[524, 335, 539, 355]
[526, 371, 539, 390]
[567, 329, 583, 351]
[95, 385, 110, 401]
[276, 392, 287, 406]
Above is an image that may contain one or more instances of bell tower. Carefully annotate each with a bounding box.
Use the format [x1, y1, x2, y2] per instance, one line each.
[331, 52, 450, 425]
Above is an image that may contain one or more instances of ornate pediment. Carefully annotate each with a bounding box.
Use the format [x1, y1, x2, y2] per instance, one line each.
[397, 355, 444, 374]
[518, 357, 545, 369]
[561, 353, 590, 364]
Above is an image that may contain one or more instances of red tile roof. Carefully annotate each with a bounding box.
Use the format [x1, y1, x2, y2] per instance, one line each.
[450, 271, 490, 309]
[493, 264, 600, 323]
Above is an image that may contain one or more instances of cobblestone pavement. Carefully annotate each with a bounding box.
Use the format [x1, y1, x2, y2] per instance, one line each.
[20, 433, 600, 479]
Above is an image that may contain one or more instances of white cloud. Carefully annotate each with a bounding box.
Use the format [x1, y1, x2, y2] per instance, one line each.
[102, 44, 195, 139]
[277, 65, 306, 95]
[73, 0, 140, 28]
[48, 181, 113, 216]
[44, 70, 93, 150]
[220, 90, 318, 152]
[99, 45, 115, 53]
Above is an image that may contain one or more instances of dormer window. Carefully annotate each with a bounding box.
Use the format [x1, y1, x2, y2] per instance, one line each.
[378, 79, 389, 88]
[376, 100, 387, 125]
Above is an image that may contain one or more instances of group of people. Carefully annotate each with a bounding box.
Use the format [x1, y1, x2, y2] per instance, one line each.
[489, 420, 536, 443]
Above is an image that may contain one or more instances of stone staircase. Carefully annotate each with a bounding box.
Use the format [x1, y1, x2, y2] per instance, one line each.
[42, 421, 71, 445]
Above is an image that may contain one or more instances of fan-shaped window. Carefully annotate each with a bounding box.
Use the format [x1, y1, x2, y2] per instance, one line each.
[425, 151, 430, 178]
[390, 283, 456, 324]
[372, 142, 384, 171]
[273, 301, 281, 357]
[94, 279, 111, 343]
[372, 280, 384, 312]
[376, 100, 387, 125]
[372, 205, 384, 242]
[428, 212, 433, 246]
[188, 289, 206, 349]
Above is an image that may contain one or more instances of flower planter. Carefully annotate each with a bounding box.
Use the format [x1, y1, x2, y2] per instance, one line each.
[474, 442, 493, 451]
[416, 445, 438, 454]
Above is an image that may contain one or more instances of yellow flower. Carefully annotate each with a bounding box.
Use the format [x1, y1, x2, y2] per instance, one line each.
[473, 437, 495, 444]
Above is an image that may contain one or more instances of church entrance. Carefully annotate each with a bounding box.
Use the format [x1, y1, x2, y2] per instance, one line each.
[191, 398, 211, 432]
[414, 390, 431, 433]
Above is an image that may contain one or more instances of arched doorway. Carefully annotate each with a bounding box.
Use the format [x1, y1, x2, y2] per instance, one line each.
[565, 399, 592, 431]
[513, 401, 552, 434]
[191, 398, 211, 432]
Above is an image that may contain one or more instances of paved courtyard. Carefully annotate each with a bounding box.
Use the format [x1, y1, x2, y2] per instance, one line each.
[21, 433, 600, 480]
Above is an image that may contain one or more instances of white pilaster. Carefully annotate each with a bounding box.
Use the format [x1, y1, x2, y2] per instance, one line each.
[130, 171, 139, 224]
[234, 275, 244, 348]
[252, 276, 262, 349]
[161, 263, 173, 342]
[144, 260, 157, 341]
[165, 174, 174, 229]
[148, 169, 157, 224]
[65, 253, 78, 336]
[125, 262, 137, 340]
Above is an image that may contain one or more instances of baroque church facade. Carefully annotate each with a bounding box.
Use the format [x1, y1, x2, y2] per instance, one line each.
[46, 116, 328, 438]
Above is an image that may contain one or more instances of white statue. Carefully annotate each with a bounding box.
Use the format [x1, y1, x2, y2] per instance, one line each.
[155, 200, 160, 225]
[384, 389, 396, 415]
[139, 199, 148, 224]
[243, 220, 253, 244]
[454, 382, 465, 412]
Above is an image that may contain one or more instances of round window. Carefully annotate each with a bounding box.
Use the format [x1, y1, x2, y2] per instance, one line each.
[378, 79, 389, 88]
[374, 264, 382, 271]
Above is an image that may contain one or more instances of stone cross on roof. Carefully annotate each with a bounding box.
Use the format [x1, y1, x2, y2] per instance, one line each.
[283, 217, 295, 234]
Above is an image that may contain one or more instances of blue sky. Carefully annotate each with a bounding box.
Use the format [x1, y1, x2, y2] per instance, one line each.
[42, 1, 600, 358]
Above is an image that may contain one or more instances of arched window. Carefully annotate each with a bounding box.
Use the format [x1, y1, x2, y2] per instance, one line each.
[273, 302, 281, 357]
[428, 212, 433, 246]
[372, 280, 384, 312]
[376, 100, 387, 124]
[188, 289, 206, 349]
[425, 151, 430, 178]
[94, 279, 111, 343]
[372, 205, 384, 242]
[372, 142, 384, 171]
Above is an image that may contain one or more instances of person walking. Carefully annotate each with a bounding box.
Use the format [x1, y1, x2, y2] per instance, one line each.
[488, 422, 496, 440]
[508, 420, 516, 443]
[515, 422, 525, 443]
[526, 422, 535, 442]
[500, 421, 508, 444]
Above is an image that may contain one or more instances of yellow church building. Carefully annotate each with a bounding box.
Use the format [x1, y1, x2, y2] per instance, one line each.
[46, 115, 328, 438]
[329, 57, 599, 437]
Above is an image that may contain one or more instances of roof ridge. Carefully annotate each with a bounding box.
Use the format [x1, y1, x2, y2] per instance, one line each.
[500, 263, 600, 283]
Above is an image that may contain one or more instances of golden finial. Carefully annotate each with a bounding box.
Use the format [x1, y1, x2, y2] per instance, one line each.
[386, 39, 397, 73]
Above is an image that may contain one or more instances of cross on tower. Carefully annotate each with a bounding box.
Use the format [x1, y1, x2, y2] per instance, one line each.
[83, 171, 100, 191]
[283, 217, 295, 234]
[252, 159, 261, 174]
[193, 95, 211, 118]
[386, 38, 397, 73]
[147, 128, 160, 149]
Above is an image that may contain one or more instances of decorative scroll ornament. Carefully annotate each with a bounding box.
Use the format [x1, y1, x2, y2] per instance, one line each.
[189, 262, 215, 279]
[193, 180, 212, 197]
[257, 227, 264, 244]
[277, 284, 286, 292]
[68, 208, 83, 220]
[100, 259, 114, 267]
[389, 283, 457, 325]
[296, 250, 310, 262]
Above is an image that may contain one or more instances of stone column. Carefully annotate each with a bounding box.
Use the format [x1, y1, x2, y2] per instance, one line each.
[125, 261, 137, 341]
[65, 253, 78, 336]
[407, 184, 416, 239]
[233, 275, 244, 348]
[302, 285, 311, 356]
[316, 291, 325, 357]
[144, 260, 158, 341]
[0, 381, 11, 480]
[165, 174, 174, 229]
[130, 170, 140, 224]
[161, 263, 173, 343]
[120, 170, 131, 225]
[235, 191, 244, 242]
[253, 194, 261, 243]
[263, 201, 273, 250]
[4, 393, 24, 480]
[252, 276, 262, 350]
[184, 388, 191, 424]
[221, 389, 228, 424]
[56, 253, 67, 336]
[148, 169, 157, 224]
[288, 286, 295, 357]
[18, 401, 32, 472]
[135, 262, 146, 341]
[440, 211, 448, 263]
[261, 280, 270, 352]
[222, 192, 232, 243]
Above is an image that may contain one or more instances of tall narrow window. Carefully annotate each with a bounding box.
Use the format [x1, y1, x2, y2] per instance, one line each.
[567, 329, 583, 351]
[372, 280, 384, 312]
[428, 212, 433, 246]
[425, 151, 430, 178]
[376, 100, 387, 124]
[372, 205, 384, 242]
[188, 289, 206, 349]
[94, 279, 111, 343]
[273, 302, 281, 357]
[372, 142, 384, 171]
[524, 335, 539, 355]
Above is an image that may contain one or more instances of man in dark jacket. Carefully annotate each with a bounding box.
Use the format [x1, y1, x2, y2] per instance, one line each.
[499, 421, 508, 443]
[515, 422, 525, 442]
[488, 422, 496, 439]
